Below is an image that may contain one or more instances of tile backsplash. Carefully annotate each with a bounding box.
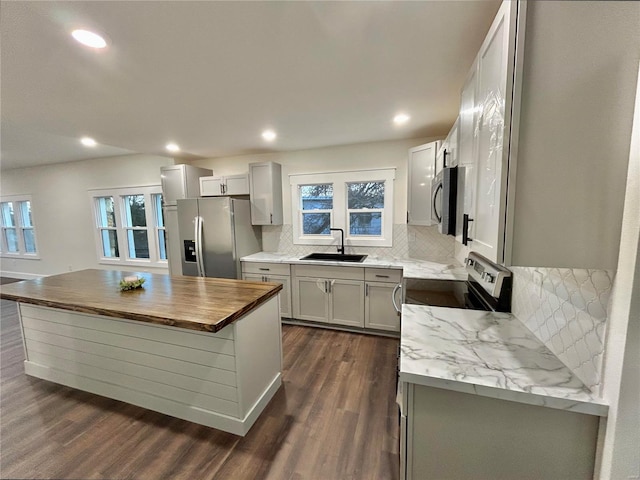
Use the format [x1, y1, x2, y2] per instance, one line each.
[511, 266, 614, 393]
[261, 224, 456, 263]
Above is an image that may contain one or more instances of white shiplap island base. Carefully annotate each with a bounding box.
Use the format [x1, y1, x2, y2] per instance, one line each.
[399, 304, 607, 480]
[3, 270, 284, 437]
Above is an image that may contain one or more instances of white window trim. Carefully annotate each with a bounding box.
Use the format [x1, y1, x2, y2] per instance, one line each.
[89, 186, 168, 268]
[0, 194, 40, 260]
[290, 168, 395, 248]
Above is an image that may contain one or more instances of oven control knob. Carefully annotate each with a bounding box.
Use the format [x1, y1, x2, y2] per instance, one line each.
[465, 257, 475, 267]
[482, 272, 495, 283]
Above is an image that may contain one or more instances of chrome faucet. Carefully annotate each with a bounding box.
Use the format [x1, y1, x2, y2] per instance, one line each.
[330, 228, 345, 255]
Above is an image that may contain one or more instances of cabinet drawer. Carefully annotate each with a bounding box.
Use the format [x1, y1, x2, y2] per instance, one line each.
[242, 262, 290, 276]
[365, 268, 402, 283]
[292, 264, 364, 281]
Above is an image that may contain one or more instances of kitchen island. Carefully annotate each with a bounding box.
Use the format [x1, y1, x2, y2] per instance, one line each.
[0, 269, 283, 436]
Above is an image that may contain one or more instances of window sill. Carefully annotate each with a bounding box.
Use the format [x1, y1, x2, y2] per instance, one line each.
[0, 253, 41, 260]
[98, 258, 168, 269]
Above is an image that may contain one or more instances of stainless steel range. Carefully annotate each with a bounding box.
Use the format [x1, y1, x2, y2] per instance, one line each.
[404, 251, 512, 312]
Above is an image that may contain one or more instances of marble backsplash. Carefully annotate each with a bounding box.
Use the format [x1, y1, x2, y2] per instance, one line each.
[511, 266, 614, 393]
[261, 224, 456, 263]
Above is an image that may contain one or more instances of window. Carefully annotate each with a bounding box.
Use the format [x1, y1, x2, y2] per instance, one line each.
[347, 182, 384, 236]
[0, 196, 39, 258]
[300, 184, 333, 235]
[90, 186, 166, 267]
[290, 169, 395, 247]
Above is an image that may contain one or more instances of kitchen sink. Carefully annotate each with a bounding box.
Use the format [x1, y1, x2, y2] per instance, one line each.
[300, 253, 368, 263]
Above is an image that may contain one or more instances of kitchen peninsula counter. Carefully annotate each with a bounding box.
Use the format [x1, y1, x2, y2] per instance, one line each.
[1, 269, 284, 436]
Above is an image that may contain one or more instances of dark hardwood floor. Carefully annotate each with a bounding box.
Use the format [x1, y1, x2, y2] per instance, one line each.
[0, 299, 400, 480]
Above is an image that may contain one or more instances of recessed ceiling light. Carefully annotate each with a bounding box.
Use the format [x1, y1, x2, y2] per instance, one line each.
[71, 29, 107, 49]
[393, 113, 410, 125]
[262, 130, 277, 142]
[80, 137, 97, 147]
[166, 143, 180, 152]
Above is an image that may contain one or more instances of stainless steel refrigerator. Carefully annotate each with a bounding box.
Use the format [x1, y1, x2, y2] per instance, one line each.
[177, 197, 261, 279]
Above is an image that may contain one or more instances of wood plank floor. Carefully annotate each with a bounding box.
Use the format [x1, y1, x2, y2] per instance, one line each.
[0, 299, 400, 480]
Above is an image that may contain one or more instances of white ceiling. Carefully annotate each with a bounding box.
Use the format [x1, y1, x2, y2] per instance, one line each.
[0, 1, 501, 170]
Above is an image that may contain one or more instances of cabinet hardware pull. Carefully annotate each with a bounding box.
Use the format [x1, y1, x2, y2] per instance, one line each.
[375, 274, 389, 278]
[443, 148, 449, 168]
[270, 213, 273, 224]
[463, 214, 474, 246]
[365, 284, 369, 296]
[392, 283, 402, 314]
[259, 268, 270, 271]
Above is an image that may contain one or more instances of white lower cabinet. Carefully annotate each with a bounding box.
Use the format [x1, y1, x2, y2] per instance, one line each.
[401, 382, 599, 480]
[241, 262, 292, 318]
[365, 268, 402, 332]
[292, 265, 365, 328]
[365, 282, 401, 332]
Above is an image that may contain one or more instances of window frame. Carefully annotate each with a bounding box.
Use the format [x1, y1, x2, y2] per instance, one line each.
[290, 169, 395, 247]
[89, 186, 167, 268]
[299, 183, 334, 237]
[0, 195, 40, 260]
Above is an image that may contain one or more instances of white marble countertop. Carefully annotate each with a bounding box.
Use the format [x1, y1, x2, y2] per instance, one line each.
[240, 252, 467, 281]
[399, 304, 608, 416]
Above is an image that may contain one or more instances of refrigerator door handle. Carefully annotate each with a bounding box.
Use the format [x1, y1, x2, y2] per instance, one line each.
[196, 216, 205, 277]
[193, 216, 201, 277]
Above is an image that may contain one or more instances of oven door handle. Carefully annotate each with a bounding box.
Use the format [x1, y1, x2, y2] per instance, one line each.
[392, 283, 402, 314]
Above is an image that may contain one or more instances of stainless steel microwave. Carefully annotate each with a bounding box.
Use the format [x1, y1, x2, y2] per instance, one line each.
[431, 166, 458, 235]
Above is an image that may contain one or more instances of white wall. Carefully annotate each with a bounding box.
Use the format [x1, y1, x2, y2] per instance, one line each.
[510, 0, 640, 269]
[0, 154, 174, 278]
[188, 136, 441, 225]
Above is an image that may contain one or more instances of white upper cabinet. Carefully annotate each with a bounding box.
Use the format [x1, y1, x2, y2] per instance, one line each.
[160, 164, 212, 205]
[460, 0, 519, 263]
[200, 174, 249, 196]
[249, 162, 283, 225]
[436, 119, 459, 176]
[407, 141, 440, 226]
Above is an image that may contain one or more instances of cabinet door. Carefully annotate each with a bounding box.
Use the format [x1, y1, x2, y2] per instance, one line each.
[249, 162, 283, 225]
[163, 206, 181, 276]
[200, 176, 224, 196]
[407, 141, 439, 225]
[329, 279, 364, 328]
[458, 60, 479, 244]
[292, 276, 329, 323]
[160, 165, 187, 204]
[243, 273, 291, 318]
[224, 174, 250, 195]
[471, 0, 517, 263]
[365, 281, 401, 332]
[446, 118, 460, 167]
[266, 274, 292, 318]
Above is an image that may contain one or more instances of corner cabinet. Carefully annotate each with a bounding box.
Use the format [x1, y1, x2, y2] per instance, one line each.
[407, 141, 440, 226]
[200, 174, 249, 196]
[249, 162, 283, 225]
[241, 262, 292, 318]
[458, 0, 521, 263]
[291, 265, 365, 328]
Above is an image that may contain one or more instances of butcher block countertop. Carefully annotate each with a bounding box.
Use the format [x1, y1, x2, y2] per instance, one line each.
[0, 269, 282, 333]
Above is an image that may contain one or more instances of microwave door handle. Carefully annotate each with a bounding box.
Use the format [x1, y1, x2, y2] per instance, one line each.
[433, 183, 443, 222]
